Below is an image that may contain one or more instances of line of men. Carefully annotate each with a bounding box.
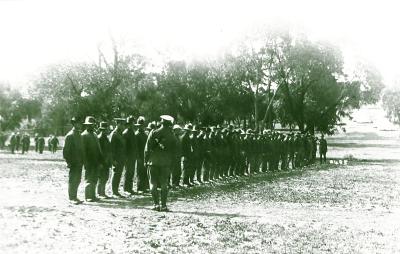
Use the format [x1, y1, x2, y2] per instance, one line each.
[62, 114, 328, 212]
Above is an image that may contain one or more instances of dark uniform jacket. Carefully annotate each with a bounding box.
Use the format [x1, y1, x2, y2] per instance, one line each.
[110, 128, 126, 165]
[135, 128, 147, 160]
[81, 130, 102, 167]
[98, 132, 112, 167]
[144, 126, 178, 167]
[63, 128, 84, 167]
[123, 127, 138, 162]
[319, 138, 328, 154]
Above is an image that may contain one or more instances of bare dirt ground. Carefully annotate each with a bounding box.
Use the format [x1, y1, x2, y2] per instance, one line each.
[1, 132, 400, 253]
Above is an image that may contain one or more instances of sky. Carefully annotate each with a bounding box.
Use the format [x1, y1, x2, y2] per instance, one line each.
[0, 0, 399, 90]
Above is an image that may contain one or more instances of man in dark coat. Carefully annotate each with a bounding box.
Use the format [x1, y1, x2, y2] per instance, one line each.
[9, 132, 16, 154]
[144, 115, 178, 212]
[15, 132, 21, 151]
[63, 117, 84, 204]
[37, 135, 45, 154]
[50, 136, 59, 153]
[171, 124, 183, 187]
[319, 134, 328, 164]
[180, 123, 194, 187]
[97, 121, 111, 198]
[110, 118, 126, 197]
[81, 116, 102, 202]
[123, 116, 138, 195]
[135, 116, 149, 193]
[21, 133, 30, 154]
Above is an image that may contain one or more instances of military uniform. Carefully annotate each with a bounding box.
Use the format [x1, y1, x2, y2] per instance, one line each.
[81, 116, 102, 201]
[319, 135, 328, 164]
[135, 119, 149, 192]
[123, 116, 138, 194]
[180, 126, 193, 186]
[144, 115, 178, 211]
[50, 136, 59, 153]
[9, 133, 16, 154]
[21, 134, 30, 154]
[97, 122, 111, 197]
[63, 119, 84, 203]
[37, 136, 45, 154]
[110, 119, 126, 196]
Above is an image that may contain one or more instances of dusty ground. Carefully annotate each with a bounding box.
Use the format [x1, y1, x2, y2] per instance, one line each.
[1, 132, 400, 253]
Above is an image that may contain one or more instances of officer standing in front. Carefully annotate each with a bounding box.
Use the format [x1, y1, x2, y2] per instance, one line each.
[144, 115, 178, 212]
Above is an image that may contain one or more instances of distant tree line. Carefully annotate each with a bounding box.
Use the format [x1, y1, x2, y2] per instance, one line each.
[0, 30, 385, 135]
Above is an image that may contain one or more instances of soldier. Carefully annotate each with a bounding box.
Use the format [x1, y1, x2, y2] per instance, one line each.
[110, 118, 126, 197]
[15, 132, 21, 151]
[48, 135, 53, 152]
[202, 127, 212, 182]
[312, 136, 318, 164]
[181, 123, 194, 187]
[144, 115, 178, 212]
[287, 133, 296, 169]
[9, 132, 16, 154]
[34, 133, 39, 152]
[171, 124, 183, 188]
[21, 133, 30, 154]
[63, 117, 84, 205]
[50, 135, 59, 153]
[81, 116, 102, 202]
[123, 116, 138, 195]
[319, 134, 328, 164]
[190, 126, 202, 184]
[97, 121, 111, 198]
[37, 135, 45, 154]
[135, 116, 149, 193]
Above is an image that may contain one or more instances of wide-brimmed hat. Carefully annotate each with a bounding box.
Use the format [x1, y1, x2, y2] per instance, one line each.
[126, 115, 135, 124]
[83, 116, 96, 125]
[114, 118, 126, 124]
[173, 124, 182, 130]
[99, 121, 108, 130]
[135, 116, 145, 126]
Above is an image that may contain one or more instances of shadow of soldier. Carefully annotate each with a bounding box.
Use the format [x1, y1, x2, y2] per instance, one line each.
[83, 163, 338, 212]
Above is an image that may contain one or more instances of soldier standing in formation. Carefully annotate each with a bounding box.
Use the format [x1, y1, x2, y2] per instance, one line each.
[50, 135, 59, 153]
[110, 118, 126, 197]
[9, 132, 16, 154]
[21, 133, 30, 154]
[319, 134, 328, 164]
[61, 114, 329, 210]
[135, 116, 149, 193]
[63, 117, 84, 205]
[81, 116, 102, 202]
[37, 135, 45, 154]
[97, 121, 111, 198]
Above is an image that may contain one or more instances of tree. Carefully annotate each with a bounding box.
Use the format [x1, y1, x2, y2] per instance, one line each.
[383, 85, 400, 124]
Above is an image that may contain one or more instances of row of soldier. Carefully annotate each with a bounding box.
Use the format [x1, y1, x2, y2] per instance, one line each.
[62, 114, 328, 211]
[6, 132, 59, 154]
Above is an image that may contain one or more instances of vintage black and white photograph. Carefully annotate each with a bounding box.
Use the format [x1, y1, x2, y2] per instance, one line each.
[0, 0, 399, 253]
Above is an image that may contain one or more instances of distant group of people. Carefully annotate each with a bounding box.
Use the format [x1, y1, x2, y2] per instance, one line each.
[62, 114, 329, 212]
[4, 132, 59, 154]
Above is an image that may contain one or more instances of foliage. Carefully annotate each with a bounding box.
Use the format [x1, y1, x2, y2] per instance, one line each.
[2, 31, 386, 134]
[382, 86, 400, 124]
